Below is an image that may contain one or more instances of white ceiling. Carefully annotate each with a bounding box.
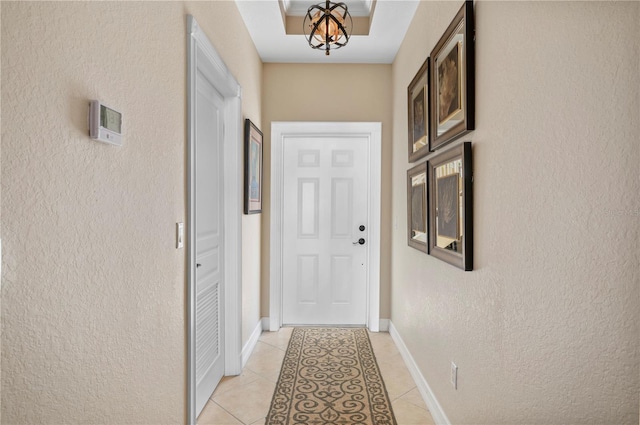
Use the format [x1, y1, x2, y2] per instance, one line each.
[234, 0, 419, 64]
[282, 0, 375, 17]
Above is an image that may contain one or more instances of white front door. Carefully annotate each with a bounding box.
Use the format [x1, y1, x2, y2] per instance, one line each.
[282, 136, 370, 325]
[194, 71, 225, 415]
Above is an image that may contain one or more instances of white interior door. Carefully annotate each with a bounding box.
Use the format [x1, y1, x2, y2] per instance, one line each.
[194, 71, 225, 415]
[282, 136, 370, 325]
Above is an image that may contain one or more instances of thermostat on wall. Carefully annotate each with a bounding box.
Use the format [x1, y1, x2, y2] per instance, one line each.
[89, 100, 123, 146]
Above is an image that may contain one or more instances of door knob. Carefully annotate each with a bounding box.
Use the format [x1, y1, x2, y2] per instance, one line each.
[359, 225, 366, 231]
[196, 263, 202, 268]
[352, 238, 365, 245]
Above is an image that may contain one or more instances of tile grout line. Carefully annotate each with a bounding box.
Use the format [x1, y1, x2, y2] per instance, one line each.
[210, 374, 262, 402]
[390, 386, 417, 402]
[256, 340, 288, 351]
[211, 400, 246, 425]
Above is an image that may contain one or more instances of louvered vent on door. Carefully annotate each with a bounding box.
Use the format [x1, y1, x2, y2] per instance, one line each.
[196, 282, 220, 381]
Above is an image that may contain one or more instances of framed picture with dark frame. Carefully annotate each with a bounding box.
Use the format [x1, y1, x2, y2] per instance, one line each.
[244, 119, 263, 214]
[408, 58, 430, 162]
[430, 0, 475, 151]
[428, 141, 472, 270]
[407, 162, 428, 252]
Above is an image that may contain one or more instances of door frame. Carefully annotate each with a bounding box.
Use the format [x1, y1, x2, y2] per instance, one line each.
[187, 15, 243, 424]
[269, 122, 381, 332]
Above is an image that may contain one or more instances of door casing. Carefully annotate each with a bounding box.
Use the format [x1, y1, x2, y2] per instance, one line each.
[270, 122, 381, 332]
[187, 15, 242, 425]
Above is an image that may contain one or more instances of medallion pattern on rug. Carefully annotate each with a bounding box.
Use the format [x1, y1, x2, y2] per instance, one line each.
[266, 328, 397, 425]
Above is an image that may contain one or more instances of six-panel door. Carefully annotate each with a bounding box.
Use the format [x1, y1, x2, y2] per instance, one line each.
[282, 136, 369, 325]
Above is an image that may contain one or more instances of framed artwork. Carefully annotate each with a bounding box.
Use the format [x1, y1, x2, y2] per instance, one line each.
[407, 162, 428, 252]
[428, 141, 472, 270]
[430, 0, 475, 151]
[408, 58, 430, 162]
[244, 119, 263, 214]
[436, 174, 459, 240]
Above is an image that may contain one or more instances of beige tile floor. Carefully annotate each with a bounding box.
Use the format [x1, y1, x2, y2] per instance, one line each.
[198, 327, 435, 425]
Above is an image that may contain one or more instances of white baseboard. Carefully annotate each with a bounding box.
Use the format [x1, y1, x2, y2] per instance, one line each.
[261, 317, 270, 331]
[379, 319, 390, 332]
[241, 319, 263, 368]
[388, 321, 451, 425]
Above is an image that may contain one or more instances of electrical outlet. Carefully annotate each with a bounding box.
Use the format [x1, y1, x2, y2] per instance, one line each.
[451, 362, 458, 389]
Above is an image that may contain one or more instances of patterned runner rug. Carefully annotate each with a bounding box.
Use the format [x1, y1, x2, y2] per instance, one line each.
[266, 327, 397, 425]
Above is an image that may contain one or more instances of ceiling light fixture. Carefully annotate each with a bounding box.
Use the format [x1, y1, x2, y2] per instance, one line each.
[303, 0, 352, 56]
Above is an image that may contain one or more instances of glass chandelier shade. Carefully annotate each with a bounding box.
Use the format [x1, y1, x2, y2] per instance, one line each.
[303, 1, 352, 56]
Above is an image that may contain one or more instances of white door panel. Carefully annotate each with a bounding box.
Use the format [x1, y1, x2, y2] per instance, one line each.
[194, 71, 224, 415]
[188, 16, 244, 423]
[282, 136, 369, 325]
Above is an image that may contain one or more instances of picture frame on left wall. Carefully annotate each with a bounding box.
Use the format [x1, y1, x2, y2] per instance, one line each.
[244, 119, 263, 214]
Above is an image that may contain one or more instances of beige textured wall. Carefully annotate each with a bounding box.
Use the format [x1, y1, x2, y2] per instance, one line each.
[1, 1, 262, 423]
[261, 63, 393, 320]
[391, 1, 639, 423]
